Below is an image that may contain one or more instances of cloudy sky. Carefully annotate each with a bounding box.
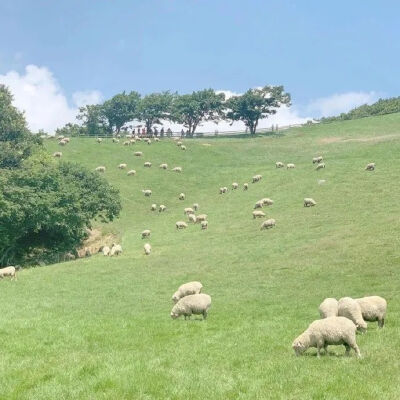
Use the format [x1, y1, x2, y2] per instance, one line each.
[1, 0, 398, 132]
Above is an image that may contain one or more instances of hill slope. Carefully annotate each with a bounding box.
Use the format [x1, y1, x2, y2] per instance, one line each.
[1, 113, 400, 399]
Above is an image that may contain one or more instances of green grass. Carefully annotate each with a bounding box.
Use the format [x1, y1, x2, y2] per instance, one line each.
[1, 113, 400, 399]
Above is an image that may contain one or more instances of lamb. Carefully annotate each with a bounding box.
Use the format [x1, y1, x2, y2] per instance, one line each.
[95, 166, 106, 173]
[313, 156, 323, 164]
[118, 163, 127, 169]
[355, 296, 387, 328]
[338, 297, 367, 332]
[102, 246, 110, 256]
[144, 243, 151, 255]
[196, 214, 207, 223]
[141, 229, 151, 239]
[179, 193, 185, 200]
[144, 162, 152, 168]
[142, 189, 152, 197]
[188, 214, 197, 223]
[151, 204, 157, 211]
[181, 145, 186, 150]
[232, 182, 238, 189]
[53, 152, 62, 158]
[319, 298, 339, 318]
[171, 293, 211, 320]
[260, 219, 276, 229]
[134, 151, 143, 157]
[316, 163, 325, 170]
[176, 221, 188, 229]
[365, 162, 375, 171]
[252, 210, 266, 219]
[287, 163, 295, 169]
[159, 163, 168, 170]
[184, 207, 194, 215]
[172, 281, 203, 303]
[110, 244, 122, 256]
[127, 170, 136, 176]
[254, 200, 264, 209]
[159, 204, 166, 212]
[0, 266, 17, 280]
[243, 183, 248, 190]
[262, 198, 274, 206]
[276, 161, 285, 168]
[292, 316, 361, 358]
[97, 138, 102, 143]
[304, 198, 317, 207]
[193, 203, 199, 211]
[201, 220, 208, 230]
[172, 167, 182, 173]
[252, 174, 262, 183]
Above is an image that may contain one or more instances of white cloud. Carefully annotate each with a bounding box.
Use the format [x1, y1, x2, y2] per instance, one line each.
[0, 64, 102, 133]
[306, 91, 379, 118]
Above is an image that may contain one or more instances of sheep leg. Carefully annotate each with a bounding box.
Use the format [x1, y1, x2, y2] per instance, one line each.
[203, 310, 208, 320]
[344, 344, 351, 356]
[316, 346, 322, 358]
[324, 344, 328, 355]
[378, 318, 385, 328]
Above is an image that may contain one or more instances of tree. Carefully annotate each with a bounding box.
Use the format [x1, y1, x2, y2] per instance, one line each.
[102, 91, 141, 134]
[77, 104, 109, 136]
[55, 123, 87, 137]
[172, 89, 225, 135]
[225, 86, 291, 135]
[137, 92, 175, 133]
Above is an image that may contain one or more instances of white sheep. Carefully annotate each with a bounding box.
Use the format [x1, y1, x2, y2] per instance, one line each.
[177, 141, 183, 147]
[287, 163, 295, 169]
[144, 243, 151, 255]
[193, 203, 199, 211]
[176, 221, 188, 229]
[260, 219, 276, 230]
[316, 163, 325, 170]
[181, 145, 186, 150]
[355, 296, 387, 328]
[276, 161, 285, 168]
[313, 156, 323, 164]
[141, 189, 152, 197]
[171, 293, 211, 320]
[159, 163, 168, 169]
[292, 317, 361, 358]
[365, 162, 375, 171]
[219, 187, 227, 194]
[144, 162, 152, 168]
[97, 138, 102, 143]
[252, 210, 266, 219]
[123, 141, 130, 146]
[172, 166, 182, 173]
[102, 246, 110, 256]
[53, 152, 62, 158]
[110, 244, 122, 256]
[63, 137, 70, 143]
[127, 170, 136, 176]
[59, 139, 67, 146]
[159, 204, 166, 212]
[179, 193, 185, 200]
[134, 151, 143, 157]
[338, 297, 367, 332]
[201, 220, 208, 230]
[112, 138, 119, 143]
[319, 298, 339, 318]
[118, 163, 127, 169]
[184, 207, 194, 215]
[141, 229, 151, 239]
[0, 266, 17, 280]
[252, 174, 262, 183]
[196, 214, 207, 223]
[130, 139, 136, 144]
[172, 281, 203, 303]
[243, 183, 248, 190]
[151, 204, 157, 211]
[262, 198, 274, 206]
[188, 214, 197, 223]
[154, 138, 160, 142]
[147, 139, 152, 145]
[232, 182, 238, 189]
[304, 198, 316, 207]
[254, 200, 264, 209]
[95, 166, 106, 173]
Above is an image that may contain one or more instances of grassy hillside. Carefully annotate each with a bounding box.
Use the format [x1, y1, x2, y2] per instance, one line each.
[1, 113, 400, 399]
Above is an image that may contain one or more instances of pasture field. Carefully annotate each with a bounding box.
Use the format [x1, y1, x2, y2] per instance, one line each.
[1, 113, 400, 399]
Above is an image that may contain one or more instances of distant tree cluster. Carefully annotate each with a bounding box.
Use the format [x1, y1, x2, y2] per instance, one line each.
[320, 97, 400, 123]
[57, 86, 291, 137]
[0, 84, 121, 266]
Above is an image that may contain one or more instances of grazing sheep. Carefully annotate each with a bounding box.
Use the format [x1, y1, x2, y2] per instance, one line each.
[159, 163, 168, 169]
[292, 317, 361, 358]
[0, 266, 17, 280]
[276, 161, 285, 168]
[252, 174, 262, 183]
[154, 138, 160, 142]
[262, 198, 274, 206]
[304, 198, 317, 207]
[136, 137, 142, 142]
[159, 204, 167, 212]
[142, 189, 152, 197]
[172, 281, 203, 303]
[144, 162, 152, 168]
[151, 204, 157, 211]
[118, 163, 127, 169]
[171, 293, 211, 320]
[338, 297, 367, 332]
[112, 138, 119, 143]
[127, 170, 136, 176]
[176, 221, 188, 229]
[313, 156, 323, 164]
[95, 166, 106, 173]
[130, 139, 136, 144]
[58, 135, 65, 140]
[134, 151, 143, 157]
[59, 140, 67, 146]
[144, 243, 151, 255]
[110, 244, 122, 256]
[97, 138, 102, 143]
[141, 229, 151, 239]
[181, 145, 186, 150]
[319, 298, 339, 318]
[123, 141, 130, 146]
[196, 214, 207, 223]
[177, 141, 183, 147]
[102, 246, 110, 256]
[147, 139, 152, 145]
[252, 210, 266, 219]
[287, 163, 295, 169]
[355, 296, 387, 328]
[365, 162, 375, 171]
[260, 219, 276, 230]
[219, 187, 228, 194]
[188, 214, 197, 223]
[232, 182, 238, 190]
[254, 200, 264, 209]
[179, 193, 185, 200]
[316, 163, 325, 170]
[193, 203, 199, 211]
[53, 152, 62, 158]
[201, 220, 208, 230]
[243, 183, 249, 190]
[184, 207, 194, 215]
[172, 166, 182, 173]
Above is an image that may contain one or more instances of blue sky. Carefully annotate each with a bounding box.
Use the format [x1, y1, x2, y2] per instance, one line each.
[0, 0, 399, 132]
